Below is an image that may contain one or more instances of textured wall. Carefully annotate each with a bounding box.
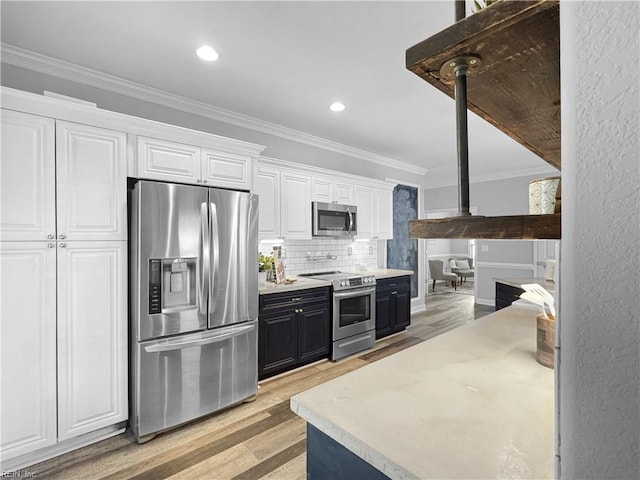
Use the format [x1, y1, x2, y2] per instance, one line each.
[560, 1, 640, 478]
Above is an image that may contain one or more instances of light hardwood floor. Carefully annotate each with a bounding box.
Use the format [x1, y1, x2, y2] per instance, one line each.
[23, 283, 492, 480]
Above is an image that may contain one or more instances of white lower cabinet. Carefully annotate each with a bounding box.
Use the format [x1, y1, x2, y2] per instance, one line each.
[0, 243, 58, 460]
[0, 240, 127, 462]
[57, 242, 127, 441]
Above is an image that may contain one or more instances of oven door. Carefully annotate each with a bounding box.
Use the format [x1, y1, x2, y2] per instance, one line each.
[332, 286, 376, 341]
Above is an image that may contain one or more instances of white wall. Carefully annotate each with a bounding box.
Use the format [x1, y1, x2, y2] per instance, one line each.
[559, 2, 639, 478]
[425, 177, 551, 305]
[424, 173, 557, 215]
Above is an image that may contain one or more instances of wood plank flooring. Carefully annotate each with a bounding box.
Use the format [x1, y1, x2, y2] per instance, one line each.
[23, 285, 492, 480]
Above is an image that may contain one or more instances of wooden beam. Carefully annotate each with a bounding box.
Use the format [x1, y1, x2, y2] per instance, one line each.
[409, 213, 561, 239]
[406, 0, 560, 170]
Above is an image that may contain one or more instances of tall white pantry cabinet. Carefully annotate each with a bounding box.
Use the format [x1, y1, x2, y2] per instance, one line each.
[0, 109, 128, 463]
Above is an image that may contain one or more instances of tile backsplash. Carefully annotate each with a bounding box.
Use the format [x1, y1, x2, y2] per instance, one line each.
[259, 238, 379, 276]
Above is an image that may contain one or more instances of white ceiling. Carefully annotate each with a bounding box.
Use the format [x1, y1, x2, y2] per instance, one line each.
[0, 0, 557, 188]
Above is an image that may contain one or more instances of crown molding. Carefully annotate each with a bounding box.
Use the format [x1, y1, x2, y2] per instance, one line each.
[1, 43, 427, 176]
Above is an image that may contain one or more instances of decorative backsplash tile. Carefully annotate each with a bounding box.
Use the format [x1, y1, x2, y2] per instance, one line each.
[259, 238, 377, 276]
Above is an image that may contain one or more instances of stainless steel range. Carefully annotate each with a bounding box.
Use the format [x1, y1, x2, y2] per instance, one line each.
[300, 271, 376, 360]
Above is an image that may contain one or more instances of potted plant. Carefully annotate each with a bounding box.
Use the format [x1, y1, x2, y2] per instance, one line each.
[258, 253, 273, 283]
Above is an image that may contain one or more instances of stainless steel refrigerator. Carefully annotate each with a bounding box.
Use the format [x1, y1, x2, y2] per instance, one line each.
[130, 180, 259, 442]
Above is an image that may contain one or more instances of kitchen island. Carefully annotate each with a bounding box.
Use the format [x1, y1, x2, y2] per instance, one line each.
[290, 304, 554, 479]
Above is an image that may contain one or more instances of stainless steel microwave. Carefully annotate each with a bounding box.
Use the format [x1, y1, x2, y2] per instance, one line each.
[312, 202, 357, 237]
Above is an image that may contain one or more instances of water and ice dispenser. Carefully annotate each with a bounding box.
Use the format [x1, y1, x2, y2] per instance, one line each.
[148, 258, 197, 314]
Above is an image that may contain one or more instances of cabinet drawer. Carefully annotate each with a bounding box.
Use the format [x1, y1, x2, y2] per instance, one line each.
[260, 287, 330, 313]
[376, 276, 411, 294]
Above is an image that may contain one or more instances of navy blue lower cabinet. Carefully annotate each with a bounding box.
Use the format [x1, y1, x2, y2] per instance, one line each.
[306, 424, 391, 480]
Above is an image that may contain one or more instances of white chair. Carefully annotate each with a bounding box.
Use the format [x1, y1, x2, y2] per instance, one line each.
[428, 259, 459, 291]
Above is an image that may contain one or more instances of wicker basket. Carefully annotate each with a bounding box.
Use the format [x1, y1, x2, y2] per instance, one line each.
[536, 313, 555, 369]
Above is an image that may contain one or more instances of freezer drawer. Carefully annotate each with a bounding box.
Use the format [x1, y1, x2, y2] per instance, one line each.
[131, 320, 258, 439]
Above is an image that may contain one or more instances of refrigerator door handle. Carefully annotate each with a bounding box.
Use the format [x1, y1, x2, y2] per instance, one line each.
[210, 202, 220, 298]
[199, 202, 210, 315]
[144, 323, 256, 353]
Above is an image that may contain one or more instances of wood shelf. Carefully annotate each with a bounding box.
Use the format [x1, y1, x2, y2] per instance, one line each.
[406, 0, 560, 170]
[409, 213, 560, 240]
[406, 1, 561, 240]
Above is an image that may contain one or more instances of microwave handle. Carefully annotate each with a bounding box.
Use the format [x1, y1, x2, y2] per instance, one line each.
[346, 208, 353, 235]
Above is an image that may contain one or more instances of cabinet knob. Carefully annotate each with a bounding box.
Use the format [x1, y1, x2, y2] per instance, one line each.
[47, 234, 55, 239]
[48, 243, 55, 248]
[391, 291, 397, 295]
[295, 308, 304, 314]
[196, 179, 202, 183]
[203, 179, 207, 184]
[59, 242, 67, 248]
[58, 234, 66, 239]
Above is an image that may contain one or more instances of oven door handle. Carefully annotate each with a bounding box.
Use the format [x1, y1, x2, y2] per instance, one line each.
[333, 286, 376, 299]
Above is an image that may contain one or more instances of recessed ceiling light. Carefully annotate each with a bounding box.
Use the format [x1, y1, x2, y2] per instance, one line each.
[196, 45, 219, 62]
[329, 102, 346, 112]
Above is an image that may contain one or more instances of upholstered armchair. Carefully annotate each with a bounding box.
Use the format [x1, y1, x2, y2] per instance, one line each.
[428, 259, 459, 291]
[449, 257, 475, 283]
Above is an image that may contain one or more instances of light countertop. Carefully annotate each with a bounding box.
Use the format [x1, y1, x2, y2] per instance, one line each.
[496, 277, 556, 294]
[259, 269, 413, 295]
[290, 304, 554, 479]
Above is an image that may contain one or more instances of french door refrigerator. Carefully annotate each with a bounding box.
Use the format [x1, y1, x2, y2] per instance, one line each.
[130, 180, 259, 442]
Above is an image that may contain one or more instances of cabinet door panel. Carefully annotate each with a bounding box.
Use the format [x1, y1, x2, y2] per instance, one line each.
[57, 122, 127, 241]
[334, 182, 354, 204]
[375, 294, 393, 339]
[57, 242, 127, 441]
[281, 172, 312, 239]
[311, 177, 333, 202]
[259, 314, 297, 378]
[374, 188, 394, 239]
[202, 149, 251, 190]
[298, 308, 330, 363]
[394, 290, 411, 330]
[354, 185, 374, 239]
[0, 243, 57, 460]
[137, 136, 201, 184]
[0, 110, 55, 241]
[254, 165, 280, 239]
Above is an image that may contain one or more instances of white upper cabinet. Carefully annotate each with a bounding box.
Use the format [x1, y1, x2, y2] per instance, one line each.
[254, 164, 281, 239]
[137, 137, 256, 190]
[354, 185, 374, 239]
[202, 149, 252, 190]
[280, 171, 312, 239]
[311, 176, 354, 204]
[374, 187, 394, 240]
[0, 242, 58, 460]
[137, 136, 201, 184]
[0, 110, 56, 241]
[56, 242, 127, 441]
[57, 121, 127, 241]
[354, 183, 394, 240]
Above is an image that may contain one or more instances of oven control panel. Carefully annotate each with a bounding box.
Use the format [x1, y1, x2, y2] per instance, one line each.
[335, 275, 376, 289]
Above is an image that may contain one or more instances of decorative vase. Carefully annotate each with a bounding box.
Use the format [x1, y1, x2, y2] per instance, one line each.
[258, 271, 267, 284]
[529, 177, 560, 214]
